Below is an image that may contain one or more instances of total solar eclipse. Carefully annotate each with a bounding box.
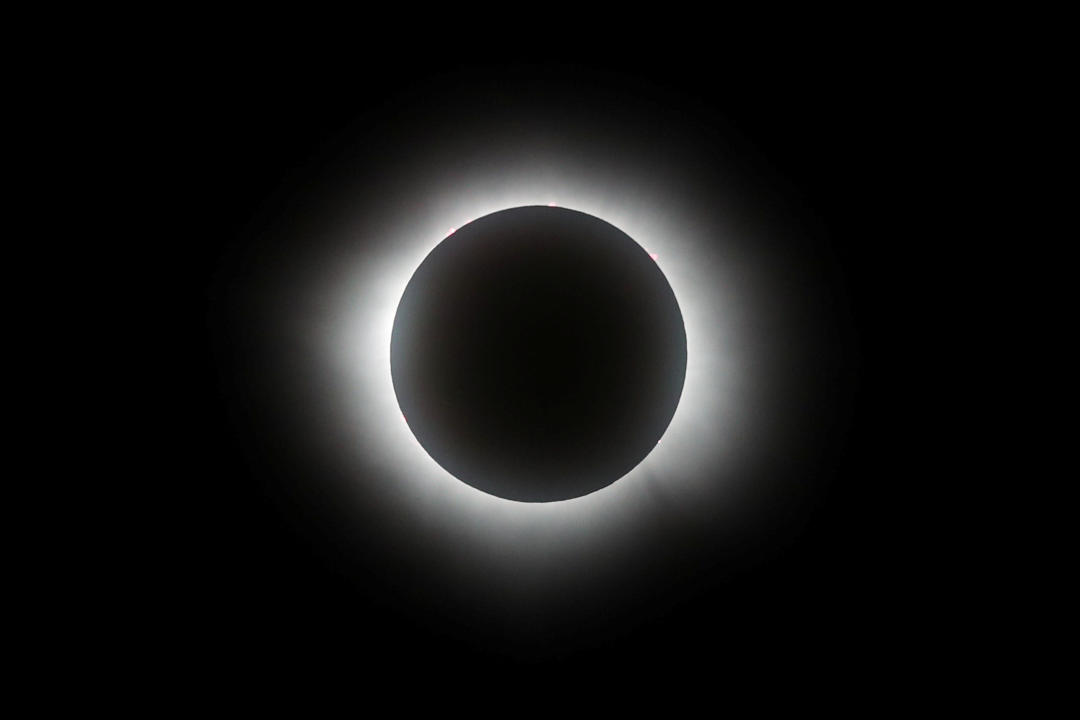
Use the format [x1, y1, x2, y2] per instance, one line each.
[193, 53, 873, 669]
[391, 206, 687, 502]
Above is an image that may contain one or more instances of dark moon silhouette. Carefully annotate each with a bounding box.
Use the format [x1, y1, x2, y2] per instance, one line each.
[391, 206, 687, 502]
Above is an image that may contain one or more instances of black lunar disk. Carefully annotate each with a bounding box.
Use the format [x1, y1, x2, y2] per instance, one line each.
[391, 206, 687, 502]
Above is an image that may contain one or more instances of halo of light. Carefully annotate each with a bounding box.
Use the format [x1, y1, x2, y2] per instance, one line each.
[313, 178, 766, 556]
[240, 114, 836, 610]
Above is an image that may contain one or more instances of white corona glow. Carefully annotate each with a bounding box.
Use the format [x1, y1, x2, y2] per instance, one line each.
[294, 160, 774, 580]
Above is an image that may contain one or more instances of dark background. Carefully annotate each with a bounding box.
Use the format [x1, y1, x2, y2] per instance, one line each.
[149, 31, 942, 686]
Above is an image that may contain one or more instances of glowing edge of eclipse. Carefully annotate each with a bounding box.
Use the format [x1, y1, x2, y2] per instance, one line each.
[326, 179, 749, 536]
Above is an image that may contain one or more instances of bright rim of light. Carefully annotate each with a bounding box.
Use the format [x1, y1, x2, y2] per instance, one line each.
[307, 173, 764, 555]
